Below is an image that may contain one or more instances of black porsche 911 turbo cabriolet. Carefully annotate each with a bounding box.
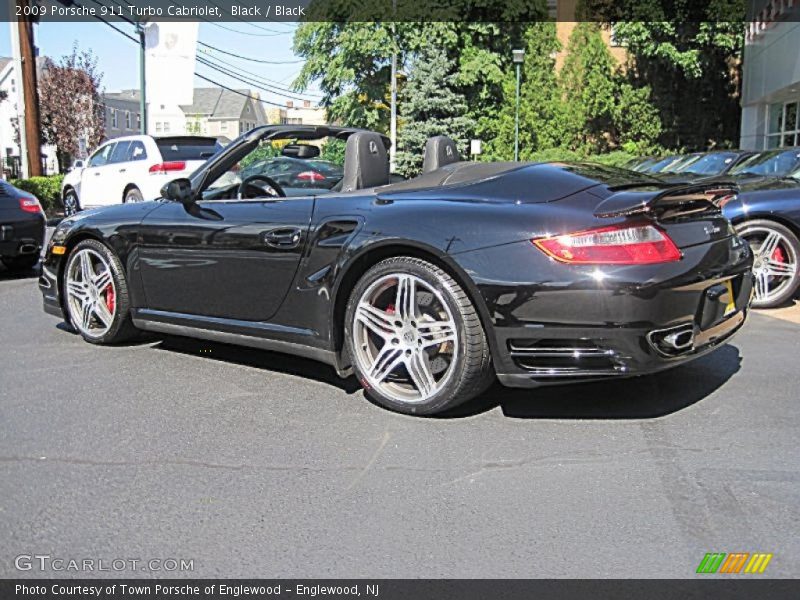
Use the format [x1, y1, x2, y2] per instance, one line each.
[39, 125, 754, 415]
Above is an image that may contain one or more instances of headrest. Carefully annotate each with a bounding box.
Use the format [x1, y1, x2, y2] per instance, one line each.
[339, 132, 390, 192]
[282, 144, 320, 158]
[422, 136, 460, 173]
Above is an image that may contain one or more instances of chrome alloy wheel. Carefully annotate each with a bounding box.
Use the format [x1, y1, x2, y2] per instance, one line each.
[351, 273, 459, 404]
[65, 248, 117, 339]
[739, 225, 798, 305]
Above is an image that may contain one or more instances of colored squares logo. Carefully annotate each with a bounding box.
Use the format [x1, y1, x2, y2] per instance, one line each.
[697, 553, 773, 574]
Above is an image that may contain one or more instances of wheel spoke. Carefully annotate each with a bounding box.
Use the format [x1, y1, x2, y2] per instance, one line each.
[356, 302, 396, 339]
[80, 300, 94, 331]
[368, 344, 405, 383]
[405, 350, 436, 397]
[754, 270, 771, 301]
[93, 268, 113, 292]
[79, 251, 93, 283]
[765, 259, 795, 278]
[395, 275, 417, 321]
[93, 301, 114, 327]
[758, 232, 781, 259]
[417, 320, 456, 347]
[66, 280, 88, 301]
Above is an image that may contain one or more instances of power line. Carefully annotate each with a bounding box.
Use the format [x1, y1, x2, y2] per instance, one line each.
[197, 50, 321, 99]
[194, 73, 293, 108]
[196, 56, 320, 104]
[197, 41, 304, 65]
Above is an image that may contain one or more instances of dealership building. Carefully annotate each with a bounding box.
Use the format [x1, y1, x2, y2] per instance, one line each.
[740, 2, 800, 149]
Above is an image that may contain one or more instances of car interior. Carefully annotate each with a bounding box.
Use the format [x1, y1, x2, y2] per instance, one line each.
[200, 130, 468, 201]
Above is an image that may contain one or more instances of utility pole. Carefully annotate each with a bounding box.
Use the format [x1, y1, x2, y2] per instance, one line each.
[512, 49, 525, 162]
[15, 0, 43, 177]
[136, 20, 148, 134]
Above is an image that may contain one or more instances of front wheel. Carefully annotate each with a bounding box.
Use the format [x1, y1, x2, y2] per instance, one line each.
[736, 219, 800, 308]
[345, 257, 493, 415]
[63, 239, 138, 344]
[62, 189, 80, 216]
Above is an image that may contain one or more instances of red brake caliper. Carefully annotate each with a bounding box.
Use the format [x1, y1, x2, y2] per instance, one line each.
[772, 245, 786, 266]
[386, 304, 395, 315]
[105, 285, 115, 313]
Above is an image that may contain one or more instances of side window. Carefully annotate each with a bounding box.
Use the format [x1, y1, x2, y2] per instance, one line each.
[109, 141, 132, 164]
[88, 143, 115, 168]
[127, 141, 148, 161]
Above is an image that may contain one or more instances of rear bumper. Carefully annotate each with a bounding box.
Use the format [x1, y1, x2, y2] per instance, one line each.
[0, 215, 45, 259]
[455, 235, 754, 388]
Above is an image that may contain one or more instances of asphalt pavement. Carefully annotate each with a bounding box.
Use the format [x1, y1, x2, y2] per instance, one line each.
[0, 265, 798, 579]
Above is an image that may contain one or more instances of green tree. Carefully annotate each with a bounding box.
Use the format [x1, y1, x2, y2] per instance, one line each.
[395, 46, 474, 177]
[482, 22, 565, 160]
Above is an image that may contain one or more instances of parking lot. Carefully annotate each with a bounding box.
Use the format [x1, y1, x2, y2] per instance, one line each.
[1, 265, 798, 579]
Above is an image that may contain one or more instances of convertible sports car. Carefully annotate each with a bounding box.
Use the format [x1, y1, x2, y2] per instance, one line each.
[39, 125, 754, 415]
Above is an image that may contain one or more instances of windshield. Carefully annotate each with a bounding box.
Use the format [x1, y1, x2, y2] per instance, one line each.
[679, 152, 739, 176]
[729, 149, 800, 177]
[661, 154, 702, 173]
[641, 156, 682, 173]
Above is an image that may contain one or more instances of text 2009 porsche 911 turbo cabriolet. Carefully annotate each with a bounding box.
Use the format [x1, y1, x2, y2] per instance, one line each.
[39, 125, 754, 415]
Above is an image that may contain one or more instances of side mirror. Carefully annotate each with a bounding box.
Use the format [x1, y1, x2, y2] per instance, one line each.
[161, 178, 195, 205]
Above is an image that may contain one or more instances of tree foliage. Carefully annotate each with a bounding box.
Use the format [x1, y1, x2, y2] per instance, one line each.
[395, 45, 474, 177]
[38, 44, 104, 169]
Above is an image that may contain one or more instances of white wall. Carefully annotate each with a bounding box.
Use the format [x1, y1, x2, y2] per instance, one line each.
[740, 22, 800, 150]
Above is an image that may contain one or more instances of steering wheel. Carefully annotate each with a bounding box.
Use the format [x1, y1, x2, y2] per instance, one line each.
[237, 175, 286, 199]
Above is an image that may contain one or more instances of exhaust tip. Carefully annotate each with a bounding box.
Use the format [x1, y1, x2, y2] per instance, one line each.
[647, 324, 695, 357]
[19, 243, 39, 255]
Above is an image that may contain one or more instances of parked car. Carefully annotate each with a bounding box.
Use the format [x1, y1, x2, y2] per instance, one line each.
[41, 125, 753, 416]
[657, 151, 757, 183]
[718, 151, 800, 308]
[0, 179, 45, 272]
[636, 155, 686, 174]
[61, 135, 222, 215]
[240, 155, 344, 190]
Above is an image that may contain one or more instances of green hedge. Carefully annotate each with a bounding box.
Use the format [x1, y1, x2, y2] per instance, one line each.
[525, 148, 639, 168]
[10, 175, 63, 216]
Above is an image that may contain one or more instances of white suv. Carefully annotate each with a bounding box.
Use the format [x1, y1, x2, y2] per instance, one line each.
[61, 135, 222, 214]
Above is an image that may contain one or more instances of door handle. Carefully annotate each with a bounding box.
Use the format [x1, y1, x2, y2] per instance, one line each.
[119, 168, 126, 173]
[263, 227, 302, 249]
[93, 172, 101, 176]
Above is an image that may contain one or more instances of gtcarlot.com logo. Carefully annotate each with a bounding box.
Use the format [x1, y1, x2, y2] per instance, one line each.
[696, 552, 773, 574]
[15, 554, 194, 573]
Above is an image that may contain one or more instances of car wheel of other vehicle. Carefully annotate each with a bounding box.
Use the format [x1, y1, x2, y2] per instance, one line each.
[63, 239, 138, 344]
[1, 254, 39, 272]
[63, 189, 80, 216]
[124, 187, 144, 203]
[345, 257, 493, 415]
[736, 219, 800, 309]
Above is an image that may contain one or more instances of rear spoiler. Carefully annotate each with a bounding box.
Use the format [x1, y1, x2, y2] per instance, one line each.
[593, 181, 739, 219]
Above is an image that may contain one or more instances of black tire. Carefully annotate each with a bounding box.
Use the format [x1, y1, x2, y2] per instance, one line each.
[1, 254, 39, 272]
[736, 219, 800, 308]
[63, 239, 138, 344]
[62, 189, 80, 216]
[123, 187, 144, 203]
[344, 256, 493, 415]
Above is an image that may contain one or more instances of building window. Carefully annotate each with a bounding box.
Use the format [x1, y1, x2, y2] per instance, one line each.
[288, 117, 303, 125]
[125, 111, 131, 129]
[136, 114, 141, 129]
[163, 121, 170, 133]
[221, 121, 228, 132]
[155, 122, 163, 133]
[111, 109, 118, 128]
[767, 100, 800, 148]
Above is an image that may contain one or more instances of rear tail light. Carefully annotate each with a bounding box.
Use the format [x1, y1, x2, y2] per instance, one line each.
[149, 161, 186, 175]
[297, 170, 325, 182]
[19, 196, 43, 214]
[533, 223, 682, 265]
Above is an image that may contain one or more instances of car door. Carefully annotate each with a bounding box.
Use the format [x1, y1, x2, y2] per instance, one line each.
[137, 194, 315, 323]
[106, 140, 132, 202]
[80, 142, 117, 207]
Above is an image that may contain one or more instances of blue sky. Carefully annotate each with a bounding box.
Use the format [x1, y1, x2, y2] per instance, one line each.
[0, 20, 322, 107]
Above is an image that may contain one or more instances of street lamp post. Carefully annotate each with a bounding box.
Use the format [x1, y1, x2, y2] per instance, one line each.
[512, 49, 524, 162]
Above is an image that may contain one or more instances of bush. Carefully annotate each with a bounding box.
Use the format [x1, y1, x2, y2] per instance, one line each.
[524, 148, 639, 168]
[10, 175, 64, 215]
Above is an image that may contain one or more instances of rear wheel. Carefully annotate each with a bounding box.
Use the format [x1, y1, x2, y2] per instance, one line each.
[123, 187, 144, 203]
[736, 219, 800, 308]
[345, 257, 493, 415]
[1, 254, 39, 272]
[63, 239, 137, 344]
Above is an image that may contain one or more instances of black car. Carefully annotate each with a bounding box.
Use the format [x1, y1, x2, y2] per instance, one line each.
[0, 180, 46, 272]
[39, 125, 753, 415]
[719, 149, 800, 308]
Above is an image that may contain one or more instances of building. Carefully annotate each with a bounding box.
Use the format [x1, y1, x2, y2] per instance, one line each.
[0, 55, 57, 176]
[284, 100, 327, 126]
[740, 2, 800, 150]
[552, 0, 627, 70]
[102, 91, 141, 142]
[181, 87, 268, 142]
